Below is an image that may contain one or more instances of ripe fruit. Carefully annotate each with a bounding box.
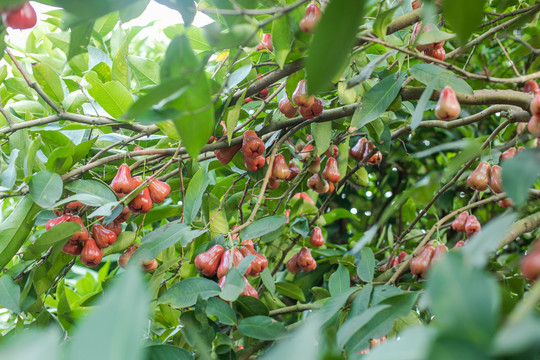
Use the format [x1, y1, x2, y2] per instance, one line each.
[499, 148, 517, 162]
[241, 130, 265, 158]
[464, 215, 481, 238]
[114, 207, 131, 223]
[297, 247, 317, 271]
[241, 277, 259, 298]
[62, 240, 83, 256]
[293, 192, 315, 205]
[412, 0, 421, 9]
[286, 253, 301, 274]
[3, 2, 37, 30]
[292, 80, 315, 108]
[454, 240, 466, 248]
[520, 240, 540, 281]
[489, 165, 503, 194]
[240, 240, 268, 276]
[423, 46, 446, 61]
[410, 245, 434, 279]
[244, 97, 253, 104]
[306, 156, 321, 173]
[80, 238, 103, 267]
[324, 144, 339, 158]
[217, 248, 251, 279]
[299, 144, 315, 163]
[451, 211, 468, 232]
[68, 215, 90, 241]
[410, 23, 444, 51]
[118, 244, 138, 268]
[92, 224, 117, 248]
[309, 227, 325, 247]
[194, 245, 225, 277]
[523, 80, 540, 94]
[111, 164, 134, 194]
[298, 97, 323, 119]
[46, 214, 71, 230]
[350, 138, 368, 161]
[287, 161, 300, 181]
[148, 178, 171, 204]
[267, 177, 280, 190]
[528, 115, 540, 137]
[104, 220, 122, 236]
[256, 33, 273, 51]
[430, 244, 448, 266]
[272, 154, 291, 179]
[499, 198, 514, 208]
[65, 201, 84, 214]
[278, 97, 298, 118]
[244, 154, 266, 171]
[435, 86, 461, 120]
[128, 178, 153, 214]
[143, 259, 158, 271]
[530, 94, 540, 115]
[307, 173, 329, 194]
[299, 2, 321, 33]
[322, 157, 340, 183]
[467, 161, 491, 191]
[215, 144, 242, 165]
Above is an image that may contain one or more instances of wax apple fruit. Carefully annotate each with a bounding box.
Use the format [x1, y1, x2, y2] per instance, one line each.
[256, 33, 273, 51]
[467, 161, 490, 191]
[128, 178, 153, 214]
[194, 245, 225, 277]
[272, 154, 291, 179]
[410, 245, 434, 279]
[520, 240, 540, 281]
[297, 247, 317, 271]
[215, 144, 242, 165]
[278, 97, 298, 118]
[92, 224, 117, 248]
[118, 244, 138, 268]
[298, 97, 323, 119]
[451, 211, 468, 232]
[530, 93, 540, 115]
[523, 80, 539, 94]
[350, 138, 368, 161]
[241, 130, 265, 158]
[148, 178, 171, 204]
[435, 86, 461, 120]
[240, 240, 268, 276]
[111, 164, 134, 194]
[286, 253, 301, 273]
[465, 215, 481, 237]
[322, 157, 340, 183]
[528, 115, 540, 137]
[299, 2, 321, 33]
[287, 161, 300, 181]
[489, 165, 503, 194]
[3, 2, 37, 30]
[309, 227, 325, 247]
[292, 80, 315, 108]
[80, 238, 103, 267]
[307, 173, 329, 194]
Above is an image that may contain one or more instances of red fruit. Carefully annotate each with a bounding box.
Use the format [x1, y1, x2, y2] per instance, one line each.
[240, 240, 268, 276]
[272, 154, 291, 179]
[412, 0, 421, 9]
[46, 214, 72, 230]
[309, 227, 325, 247]
[430, 244, 448, 266]
[299, 144, 315, 163]
[322, 157, 340, 183]
[278, 97, 298, 118]
[217, 248, 251, 279]
[297, 247, 317, 271]
[258, 88, 270, 100]
[307, 156, 321, 173]
[80, 238, 103, 267]
[307, 173, 329, 194]
[397, 251, 408, 263]
[499, 148, 517, 162]
[467, 161, 490, 191]
[118, 244, 138, 268]
[368, 151, 383, 165]
[134, 146, 143, 151]
[410, 245, 434, 278]
[523, 80, 540, 94]
[435, 86, 461, 120]
[268, 177, 280, 190]
[521, 240, 540, 281]
[128, 178, 153, 214]
[143, 259, 158, 271]
[241, 277, 259, 298]
[194, 245, 225, 277]
[298, 97, 323, 119]
[528, 115, 540, 137]
[299, 2, 321, 33]
[92, 224, 117, 249]
[324, 144, 339, 158]
[114, 207, 131, 223]
[65, 201, 84, 214]
[3, 2, 37, 30]
[292, 192, 315, 205]
[111, 164, 134, 194]
[454, 240, 466, 248]
[452, 211, 469, 232]
[423, 46, 446, 61]
[244, 97, 253, 104]
[530, 94, 540, 115]
[499, 198, 514, 208]
[350, 138, 368, 161]
[292, 80, 315, 108]
[256, 33, 273, 51]
[286, 253, 301, 273]
[104, 220, 122, 236]
[411, 23, 444, 51]
[244, 154, 266, 171]
[327, 181, 335, 193]
[62, 240, 83, 256]
[489, 165, 503, 194]
[286, 161, 300, 181]
[215, 144, 242, 165]
[241, 130, 265, 158]
[465, 215, 481, 238]
[68, 215, 89, 241]
[517, 146, 525, 153]
[148, 178, 171, 204]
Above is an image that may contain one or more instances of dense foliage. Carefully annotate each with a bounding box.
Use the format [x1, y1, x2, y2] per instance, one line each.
[0, 0, 539, 359]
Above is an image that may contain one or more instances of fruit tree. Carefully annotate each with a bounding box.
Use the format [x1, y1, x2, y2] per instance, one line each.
[0, 0, 540, 359]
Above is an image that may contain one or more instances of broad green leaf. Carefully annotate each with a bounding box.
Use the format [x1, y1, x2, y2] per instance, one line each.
[226, 64, 252, 91]
[260, 267, 276, 297]
[0, 328, 61, 360]
[220, 267, 245, 302]
[442, 0, 486, 44]
[502, 149, 540, 206]
[410, 80, 436, 130]
[311, 122, 332, 155]
[364, 326, 437, 360]
[241, 215, 287, 240]
[492, 316, 540, 356]
[126, 78, 187, 119]
[184, 163, 211, 224]
[161, 34, 200, 81]
[206, 297, 237, 325]
[112, 35, 130, 88]
[84, 70, 134, 118]
[146, 345, 193, 360]
[317, 286, 358, 324]
[239, 316, 286, 340]
[306, 0, 367, 93]
[234, 296, 270, 317]
[416, 28, 455, 45]
[65, 180, 117, 203]
[357, 247, 375, 282]
[209, 193, 229, 238]
[328, 264, 350, 296]
[226, 90, 245, 144]
[127, 55, 160, 87]
[337, 305, 390, 349]
[103, 231, 136, 256]
[271, 15, 291, 68]
[351, 72, 406, 129]
[68, 20, 94, 60]
[33, 63, 64, 102]
[25, 222, 80, 256]
[0, 149, 19, 191]
[0, 275, 21, 313]
[64, 268, 149, 360]
[409, 64, 473, 95]
[349, 283, 373, 318]
[158, 277, 221, 308]
[262, 316, 320, 360]
[373, 6, 398, 39]
[275, 282, 305, 302]
[28, 170, 63, 208]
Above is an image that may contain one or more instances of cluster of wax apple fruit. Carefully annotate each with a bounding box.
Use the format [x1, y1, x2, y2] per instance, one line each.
[379, 251, 407, 272]
[410, 240, 465, 279]
[525, 81, 540, 139]
[194, 240, 268, 298]
[278, 80, 324, 120]
[1, 1, 37, 29]
[286, 227, 325, 273]
[520, 237, 540, 282]
[410, 22, 446, 62]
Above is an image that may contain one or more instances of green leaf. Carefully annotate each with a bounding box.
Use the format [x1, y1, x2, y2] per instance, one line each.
[427, 252, 500, 346]
[220, 267, 246, 302]
[25, 222, 81, 255]
[112, 35, 130, 88]
[0, 275, 21, 313]
[127, 55, 160, 87]
[260, 267, 276, 297]
[226, 90, 245, 145]
[234, 296, 269, 317]
[184, 163, 211, 224]
[363, 326, 437, 360]
[502, 149, 540, 206]
[68, 21, 94, 60]
[239, 316, 286, 340]
[357, 247, 375, 282]
[65, 180, 117, 203]
[351, 72, 406, 129]
[0, 328, 61, 360]
[492, 316, 540, 356]
[409, 64, 473, 95]
[28, 170, 63, 208]
[206, 297, 237, 325]
[373, 6, 398, 39]
[410, 80, 436, 130]
[241, 215, 287, 240]
[275, 282, 305, 302]
[271, 15, 291, 68]
[317, 286, 358, 324]
[328, 264, 350, 296]
[146, 344, 193, 360]
[161, 34, 200, 82]
[64, 268, 149, 360]
[337, 305, 390, 349]
[33, 63, 64, 102]
[442, 0, 486, 44]
[84, 70, 134, 118]
[416, 28, 455, 45]
[158, 277, 221, 308]
[262, 316, 320, 360]
[311, 122, 332, 155]
[306, 0, 367, 93]
[103, 231, 136, 256]
[0, 149, 19, 191]
[349, 283, 373, 318]
[227, 64, 252, 91]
